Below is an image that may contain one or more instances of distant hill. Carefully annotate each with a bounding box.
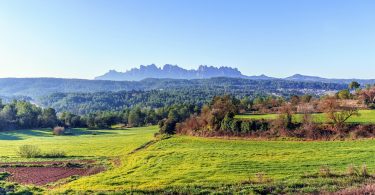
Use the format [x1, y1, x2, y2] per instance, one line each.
[0, 78, 140, 98]
[95, 64, 253, 81]
[95, 64, 375, 85]
[39, 78, 347, 114]
[0, 77, 347, 101]
[285, 74, 375, 85]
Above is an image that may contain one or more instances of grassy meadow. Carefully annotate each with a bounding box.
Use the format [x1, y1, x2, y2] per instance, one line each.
[0, 126, 157, 163]
[60, 135, 375, 193]
[2, 125, 375, 193]
[235, 109, 375, 124]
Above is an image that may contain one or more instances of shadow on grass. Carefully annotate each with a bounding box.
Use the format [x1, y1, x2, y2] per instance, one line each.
[0, 128, 116, 140]
[0, 133, 23, 140]
[0, 129, 52, 140]
[67, 128, 116, 136]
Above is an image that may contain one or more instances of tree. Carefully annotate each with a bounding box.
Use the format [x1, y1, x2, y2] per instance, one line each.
[301, 95, 313, 103]
[274, 103, 294, 131]
[39, 108, 58, 128]
[349, 81, 360, 90]
[337, 89, 351, 100]
[320, 96, 359, 131]
[209, 95, 239, 130]
[60, 112, 74, 127]
[0, 104, 17, 130]
[15, 101, 41, 129]
[239, 97, 252, 111]
[230, 119, 241, 133]
[358, 86, 375, 107]
[128, 108, 143, 127]
[290, 95, 300, 106]
[220, 114, 233, 131]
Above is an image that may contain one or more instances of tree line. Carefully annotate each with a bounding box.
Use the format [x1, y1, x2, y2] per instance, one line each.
[37, 77, 349, 115]
[0, 98, 198, 131]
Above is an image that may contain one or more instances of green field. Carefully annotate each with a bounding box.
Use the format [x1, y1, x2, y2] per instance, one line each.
[61, 135, 375, 193]
[0, 126, 157, 162]
[235, 110, 375, 124]
[2, 126, 375, 193]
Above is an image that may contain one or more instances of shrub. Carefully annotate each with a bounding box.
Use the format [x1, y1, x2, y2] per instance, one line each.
[241, 121, 251, 133]
[230, 119, 241, 133]
[347, 164, 359, 176]
[369, 103, 375, 109]
[255, 172, 265, 183]
[17, 145, 42, 158]
[0, 172, 10, 180]
[53, 126, 65, 136]
[43, 150, 66, 158]
[361, 164, 370, 177]
[319, 165, 331, 177]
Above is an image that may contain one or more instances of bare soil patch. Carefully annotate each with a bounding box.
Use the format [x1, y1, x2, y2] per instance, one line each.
[0, 159, 95, 167]
[0, 160, 104, 186]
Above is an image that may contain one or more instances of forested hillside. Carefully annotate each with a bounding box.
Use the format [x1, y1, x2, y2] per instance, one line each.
[38, 78, 347, 114]
[0, 78, 139, 98]
[0, 77, 347, 99]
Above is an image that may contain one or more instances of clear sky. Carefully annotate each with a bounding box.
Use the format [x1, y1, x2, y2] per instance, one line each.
[0, 0, 374, 79]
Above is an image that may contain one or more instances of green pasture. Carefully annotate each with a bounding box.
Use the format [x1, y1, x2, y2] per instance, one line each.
[0, 126, 157, 162]
[61, 135, 375, 193]
[1, 125, 375, 193]
[235, 110, 375, 124]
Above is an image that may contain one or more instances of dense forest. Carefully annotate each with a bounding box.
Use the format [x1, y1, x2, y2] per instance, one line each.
[0, 100, 59, 130]
[38, 77, 348, 115]
[0, 98, 198, 131]
[0, 77, 347, 98]
[38, 90, 210, 115]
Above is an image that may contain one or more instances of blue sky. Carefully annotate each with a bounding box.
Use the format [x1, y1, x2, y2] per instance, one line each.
[0, 0, 374, 79]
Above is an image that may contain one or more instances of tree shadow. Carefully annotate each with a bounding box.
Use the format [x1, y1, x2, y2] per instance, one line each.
[0, 129, 52, 140]
[16, 129, 54, 137]
[0, 133, 23, 140]
[0, 128, 117, 140]
[66, 128, 116, 136]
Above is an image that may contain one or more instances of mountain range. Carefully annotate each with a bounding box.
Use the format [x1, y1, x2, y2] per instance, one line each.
[95, 64, 375, 85]
[95, 64, 272, 81]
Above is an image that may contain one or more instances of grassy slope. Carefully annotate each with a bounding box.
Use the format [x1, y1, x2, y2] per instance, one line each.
[61, 135, 375, 192]
[0, 126, 157, 162]
[2, 125, 375, 193]
[235, 110, 375, 123]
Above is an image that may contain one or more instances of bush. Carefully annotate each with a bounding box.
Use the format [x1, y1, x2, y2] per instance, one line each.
[241, 121, 251, 133]
[0, 172, 10, 180]
[43, 150, 66, 158]
[53, 126, 65, 136]
[319, 165, 331, 177]
[361, 164, 369, 177]
[17, 145, 42, 158]
[347, 164, 359, 176]
[230, 119, 241, 133]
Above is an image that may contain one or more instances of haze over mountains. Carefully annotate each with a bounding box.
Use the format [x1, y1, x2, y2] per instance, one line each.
[96, 64, 375, 84]
[0, 64, 373, 101]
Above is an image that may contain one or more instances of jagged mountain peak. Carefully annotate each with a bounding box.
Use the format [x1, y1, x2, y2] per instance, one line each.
[95, 64, 248, 81]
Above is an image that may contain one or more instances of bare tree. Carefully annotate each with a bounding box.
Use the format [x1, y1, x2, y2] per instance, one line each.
[358, 86, 375, 106]
[319, 96, 360, 131]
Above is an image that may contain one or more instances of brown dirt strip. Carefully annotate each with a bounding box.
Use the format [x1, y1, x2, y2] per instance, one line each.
[0, 159, 95, 166]
[3, 166, 104, 186]
[0, 160, 104, 186]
